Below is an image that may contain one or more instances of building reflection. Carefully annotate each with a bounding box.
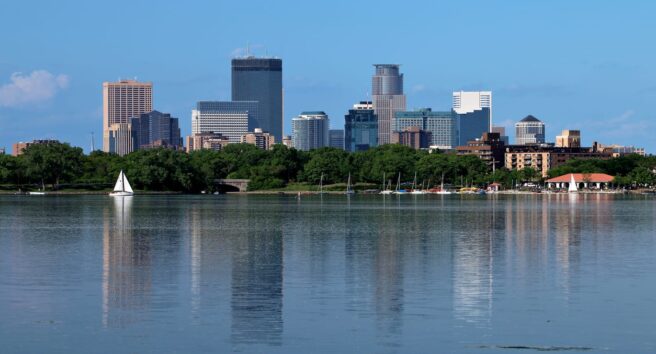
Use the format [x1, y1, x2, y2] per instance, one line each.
[102, 197, 152, 328]
[230, 201, 284, 346]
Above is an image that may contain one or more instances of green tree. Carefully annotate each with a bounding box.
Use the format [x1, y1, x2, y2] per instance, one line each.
[21, 142, 84, 189]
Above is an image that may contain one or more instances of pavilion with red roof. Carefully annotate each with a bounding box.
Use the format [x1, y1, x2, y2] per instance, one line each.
[546, 173, 615, 190]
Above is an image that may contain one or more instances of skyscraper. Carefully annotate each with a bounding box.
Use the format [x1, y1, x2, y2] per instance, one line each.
[344, 101, 378, 152]
[555, 130, 581, 148]
[453, 91, 492, 145]
[130, 110, 182, 149]
[292, 111, 329, 151]
[393, 108, 457, 149]
[329, 129, 345, 150]
[106, 123, 134, 156]
[372, 65, 406, 145]
[515, 115, 546, 145]
[232, 57, 283, 141]
[191, 101, 258, 142]
[102, 80, 152, 153]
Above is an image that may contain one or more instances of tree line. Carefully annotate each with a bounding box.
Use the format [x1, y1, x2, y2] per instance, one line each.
[0, 142, 654, 191]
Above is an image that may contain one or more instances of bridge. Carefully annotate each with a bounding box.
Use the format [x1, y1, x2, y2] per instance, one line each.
[214, 179, 250, 192]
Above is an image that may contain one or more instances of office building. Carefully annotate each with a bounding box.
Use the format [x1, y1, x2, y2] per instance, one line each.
[186, 132, 231, 152]
[232, 57, 283, 140]
[11, 139, 59, 157]
[107, 123, 134, 156]
[597, 144, 646, 157]
[345, 101, 378, 152]
[453, 91, 492, 145]
[555, 130, 581, 148]
[372, 65, 406, 145]
[456, 132, 505, 170]
[393, 108, 457, 149]
[282, 136, 293, 148]
[131, 110, 181, 150]
[292, 111, 329, 151]
[102, 80, 152, 153]
[329, 129, 345, 150]
[491, 126, 509, 145]
[191, 101, 258, 142]
[241, 128, 276, 150]
[391, 126, 431, 150]
[515, 115, 546, 145]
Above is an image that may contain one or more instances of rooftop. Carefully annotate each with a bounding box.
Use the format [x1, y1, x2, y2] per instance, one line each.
[546, 173, 615, 183]
[519, 115, 541, 123]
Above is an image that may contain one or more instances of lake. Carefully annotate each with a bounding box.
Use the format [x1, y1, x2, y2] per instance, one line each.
[1, 194, 655, 353]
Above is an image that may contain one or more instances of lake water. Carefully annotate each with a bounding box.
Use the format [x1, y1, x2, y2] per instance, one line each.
[1, 194, 655, 353]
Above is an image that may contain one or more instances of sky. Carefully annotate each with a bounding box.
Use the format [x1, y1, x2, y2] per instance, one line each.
[1, 0, 655, 153]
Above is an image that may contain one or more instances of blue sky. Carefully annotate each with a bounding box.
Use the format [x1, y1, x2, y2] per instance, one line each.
[1, 0, 655, 152]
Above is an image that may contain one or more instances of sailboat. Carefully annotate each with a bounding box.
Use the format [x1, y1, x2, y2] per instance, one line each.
[109, 170, 134, 197]
[319, 173, 325, 194]
[393, 172, 407, 194]
[568, 174, 578, 193]
[411, 172, 426, 194]
[432, 173, 452, 195]
[380, 172, 393, 194]
[345, 173, 355, 195]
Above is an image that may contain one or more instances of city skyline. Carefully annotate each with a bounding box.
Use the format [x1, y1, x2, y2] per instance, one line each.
[1, 1, 656, 153]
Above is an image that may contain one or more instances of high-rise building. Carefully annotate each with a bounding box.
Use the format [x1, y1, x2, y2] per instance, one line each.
[131, 110, 181, 150]
[11, 140, 59, 157]
[393, 108, 457, 149]
[453, 91, 492, 145]
[102, 80, 152, 153]
[515, 115, 546, 145]
[107, 123, 134, 156]
[491, 126, 509, 145]
[391, 126, 431, 150]
[241, 128, 276, 150]
[372, 64, 406, 145]
[456, 132, 506, 170]
[232, 57, 283, 141]
[329, 129, 345, 150]
[555, 130, 581, 148]
[345, 101, 378, 152]
[292, 111, 329, 151]
[191, 101, 258, 143]
[186, 132, 231, 152]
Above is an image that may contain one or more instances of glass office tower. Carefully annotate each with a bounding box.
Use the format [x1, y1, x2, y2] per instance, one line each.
[372, 65, 406, 145]
[344, 101, 378, 152]
[232, 57, 283, 141]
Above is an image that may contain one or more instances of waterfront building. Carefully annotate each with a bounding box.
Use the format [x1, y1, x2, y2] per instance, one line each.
[546, 173, 614, 190]
[491, 126, 509, 145]
[555, 130, 581, 148]
[107, 123, 134, 156]
[393, 108, 457, 149]
[232, 57, 283, 141]
[11, 139, 60, 156]
[344, 101, 378, 152]
[102, 80, 152, 153]
[191, 101, 258, 143]
[186, 132, 231, 152]
[372, 65, 406, 145]
[515, 115, 545, 145]
[282, 135, 293, 148]
[292, 111, 329, 151]
[391, 126, 431, 150]
[456, 132, 505, 170]
[240, 128, 275, 150]
[131, 110, 181, 150]
[504, 144, 611, 177]
[453, 91, 492, 145]
[329, 129, 344, 150]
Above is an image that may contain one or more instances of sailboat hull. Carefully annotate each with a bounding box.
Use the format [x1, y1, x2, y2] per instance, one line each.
[109, 191, 134, 197]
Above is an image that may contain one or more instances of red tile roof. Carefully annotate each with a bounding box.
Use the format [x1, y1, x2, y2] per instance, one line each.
[546, 173, 614, 183]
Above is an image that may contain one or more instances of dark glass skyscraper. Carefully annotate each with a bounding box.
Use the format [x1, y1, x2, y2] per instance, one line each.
[130, 110, 181, 149]
[345, 101, 378, 152]
[232, 57, 283, 141]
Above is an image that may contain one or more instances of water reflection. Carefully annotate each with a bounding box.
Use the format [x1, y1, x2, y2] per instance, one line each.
[102, 197, 151, 328]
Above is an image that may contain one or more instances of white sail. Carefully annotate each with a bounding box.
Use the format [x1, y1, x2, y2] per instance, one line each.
[123, 173, 134, 193]
[113, 171, 125, 192]
[568, 174, 578, 193]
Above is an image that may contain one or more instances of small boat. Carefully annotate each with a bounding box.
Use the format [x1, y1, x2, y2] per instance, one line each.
[380, 172, 393, 195]
[410, 172, 426, 194]
[568, 174, 578, 193]
[28, 191, 46, 195]
[319, 173, 325, 194]
[392, 172, 408, 194]
[431, 174, 452, 195]
[109, 170, 134, 197]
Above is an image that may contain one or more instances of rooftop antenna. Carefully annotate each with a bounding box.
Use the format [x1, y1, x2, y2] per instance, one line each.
[90, 132, 95, 152]
[246, 42, 250, 57]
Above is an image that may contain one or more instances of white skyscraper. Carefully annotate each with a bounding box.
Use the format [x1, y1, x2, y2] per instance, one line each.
[191, 101, 258, 142]
[452, 91, 492, 145]
[292, 111, 329, 151]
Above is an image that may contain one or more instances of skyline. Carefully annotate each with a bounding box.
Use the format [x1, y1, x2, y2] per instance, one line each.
[1, 0, 655, 152]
